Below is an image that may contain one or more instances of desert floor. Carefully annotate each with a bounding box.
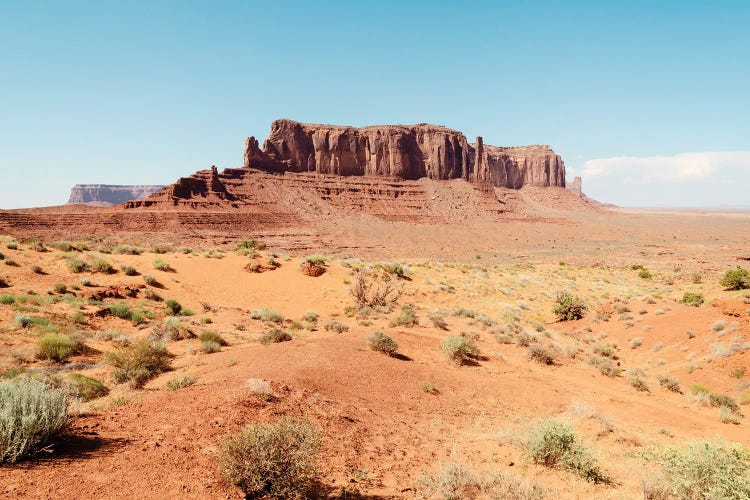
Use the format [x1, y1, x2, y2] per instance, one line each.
[0, 205, 749, 498]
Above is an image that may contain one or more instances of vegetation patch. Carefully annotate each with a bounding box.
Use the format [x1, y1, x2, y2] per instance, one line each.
[441, 336, 479, 365]
[553, 292, 587, 321]
[218, 418, 320, 499]
[105, 340, 173, 389]
[67, 373, 109, 401]
[367, 331, 398, 356]
[525, 419, 609, 483]
[720, 268, 750, 290]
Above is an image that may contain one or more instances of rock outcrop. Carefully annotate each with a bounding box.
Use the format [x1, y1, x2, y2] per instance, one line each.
[567, 176, 583, 197]
[68, 184, 165, 206]
[244, 119, 566, 189]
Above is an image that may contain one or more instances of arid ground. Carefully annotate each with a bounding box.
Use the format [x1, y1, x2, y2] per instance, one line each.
[1, 197, 749, 498]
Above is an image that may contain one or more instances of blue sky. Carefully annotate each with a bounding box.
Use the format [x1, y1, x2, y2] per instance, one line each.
[1, 1, 748, 208]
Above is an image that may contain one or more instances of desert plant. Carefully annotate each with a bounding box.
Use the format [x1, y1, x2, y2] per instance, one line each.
[5, 241, 18, 250]
[681, 292, 704, 307]
[656, 440, 750, 498]
[120, 265, 138, 276]
[428, 314, 449, 330]
[36, 333, 79, 362]
[589, 355, 622, 377]
[67, 373, 108, 401]
[152, 316, 194, 341]
[0, 294, 14, 305]
[417, 459, 543, 500]
[419, 381, 436, 394]
[708, 393, 741, 414]
[553, 292, 586, 321]
[349, 268, 401, 308]
[165, 374, 196, 391]
[201, 340, 221, 353]
[261, 328, 292, 345]
[53, 283, 67, 294]
[301, 311, 318, 323]
[153, 258, 173, 272]
[30, 265, 43, 274]
[323, 320, 349, 333]
[218, 418, 320, 499]
[630, 337, 644, 349]
[367, 331, 398, 356]
[198, 330, 227, 346]
[92, 257, 114, 274]
[657, 375, 682, 393]
[720, 268, 750, 290]
[112, 245, 142, 255]
[108, 302, 131, 320]
[251, 307, 284, 323]
[638, 268, 653, 279]
[528, 344, 556, 365]
[525, 419, 608, 483]
[104, 340, 173, 389]
[142, 274, 157, 286]
[627, 369, 649, 392]
[0, 377, 68, 463]
[376, 262, 412, 280]
[441, 336, 479, 365]
[66, 257, 88, 273]
[389, 305, 418, 327]
[164, 299, 183, 315]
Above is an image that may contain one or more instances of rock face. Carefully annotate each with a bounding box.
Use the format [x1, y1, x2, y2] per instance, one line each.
[68, 184, 165, 206]
[567, 176, 583, 197]
[244, 119, 566, 188]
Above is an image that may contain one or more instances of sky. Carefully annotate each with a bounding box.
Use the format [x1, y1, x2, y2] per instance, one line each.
[1, 0, 748, 208]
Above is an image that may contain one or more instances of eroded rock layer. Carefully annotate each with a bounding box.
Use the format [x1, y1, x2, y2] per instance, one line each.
[244, 119, 565, 188]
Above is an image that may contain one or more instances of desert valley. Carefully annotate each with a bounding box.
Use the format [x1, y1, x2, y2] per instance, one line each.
[1, 119, 749, 499]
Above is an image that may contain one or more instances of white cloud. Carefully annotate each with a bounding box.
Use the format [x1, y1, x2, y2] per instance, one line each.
[580, 151, 750, 185]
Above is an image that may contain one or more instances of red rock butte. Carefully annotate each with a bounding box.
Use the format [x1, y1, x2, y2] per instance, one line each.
[244, 119, 566, 188]
[0, 119, 586, 250]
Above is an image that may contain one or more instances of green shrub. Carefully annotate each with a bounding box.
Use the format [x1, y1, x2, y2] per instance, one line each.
[656, 440, 750, 498]
[92, 258, 114, 274]
[165, 374, 196, 391]
[323, 320, 349, 333]
[690, 383, 710, 395]
[198, 331, 227, 346]
[5, 241, 18, 250]
[104, 340, 173, 389]
[428, 314, 448, 330]
[681, 292, 704, 307]
[553, 292, 587, 321]
[720, 268, 750, 290]
[164, 299, 183, 315]
[528, 345, 556, 365]
[0, 377, 68, 463]
[261, 328, 292, 345]
[36, 333, 79, 362]
[67, 373, 108, 401]
[627, 369, 649, 392]
[301, 311, 318, 323]
[66, 258, 88, 273]
[638, 268, 653, 279]
[367, 331, 398, 356]
[201, 341, 221, 353]
[389, 305, 418, 327]
[151, 245, 172, 254]
[251, 307, 284, 323]
[153, 258, 173, 272]
[142, 274, 157, 286]
[526, 419, 608, 483]
[236, 239, 266, 252]
[120, 265, 138, 276]
[0, 294, 14, 305]
[53, 283, 67, 294]
[441, 336, 479, 365]
[109, 302, 132, 320]
[30, 265, 43, 274]
[218, 418, 320, 499]
[112, 245, 142, 255]
[452, 307, 476, 318]
[708, 393, 741, 414]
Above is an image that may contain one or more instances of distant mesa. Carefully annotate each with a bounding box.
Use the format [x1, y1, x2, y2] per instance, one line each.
[566, 176, 583, 197]
[68, 184, 165, 206]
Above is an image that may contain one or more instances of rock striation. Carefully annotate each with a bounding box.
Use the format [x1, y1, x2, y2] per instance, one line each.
[244, 119, 566, 189]
[68, 184, 165, 206]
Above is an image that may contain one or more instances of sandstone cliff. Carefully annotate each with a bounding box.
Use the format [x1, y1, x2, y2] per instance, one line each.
[244, 119, 566, 188]
[68, 184, 165, 206]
